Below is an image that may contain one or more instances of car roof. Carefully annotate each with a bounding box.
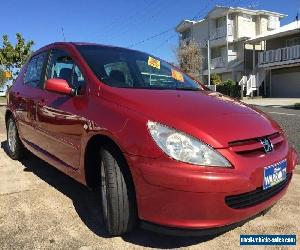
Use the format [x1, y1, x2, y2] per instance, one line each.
[34, 42, 142, 55]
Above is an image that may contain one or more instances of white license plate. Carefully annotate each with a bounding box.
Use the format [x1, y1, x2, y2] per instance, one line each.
[263, 159, 287, 190]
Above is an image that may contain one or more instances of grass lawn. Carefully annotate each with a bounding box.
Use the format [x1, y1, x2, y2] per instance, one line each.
[0, 96, 6, 104]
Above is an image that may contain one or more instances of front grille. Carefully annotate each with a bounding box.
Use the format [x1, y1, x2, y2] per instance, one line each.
[228, 132, 284, 155]
[225, 173, 291, 209]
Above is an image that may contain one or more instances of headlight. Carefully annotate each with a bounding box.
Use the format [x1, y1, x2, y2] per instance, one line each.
[147, 121, 231, 167]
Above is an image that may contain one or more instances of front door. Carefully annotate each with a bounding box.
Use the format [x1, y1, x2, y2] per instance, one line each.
[35, 48, 88, 170]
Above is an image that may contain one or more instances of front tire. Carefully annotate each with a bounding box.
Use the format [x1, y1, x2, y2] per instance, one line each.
[6, 116, 25, 160]
[100, 145, 136, 236]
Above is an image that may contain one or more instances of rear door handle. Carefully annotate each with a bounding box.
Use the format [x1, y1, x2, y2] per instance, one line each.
[38, 98, 46, 105]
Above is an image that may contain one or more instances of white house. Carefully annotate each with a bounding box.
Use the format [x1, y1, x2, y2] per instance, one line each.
[246, 21, 300, 97]
[175, 5, 286, 85]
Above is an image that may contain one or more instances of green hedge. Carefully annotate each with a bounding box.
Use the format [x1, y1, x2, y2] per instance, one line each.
[216, 84, 241, 99]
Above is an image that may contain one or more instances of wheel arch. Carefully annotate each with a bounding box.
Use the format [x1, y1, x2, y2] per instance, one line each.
[83, 133, 136, 192]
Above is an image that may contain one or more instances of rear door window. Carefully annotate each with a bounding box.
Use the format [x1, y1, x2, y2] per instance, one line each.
[24, 52, 48, 88]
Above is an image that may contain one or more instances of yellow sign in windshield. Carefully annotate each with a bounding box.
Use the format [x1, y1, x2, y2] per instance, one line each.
[148, 56, 160, 69]
[171, 69, 184, 82]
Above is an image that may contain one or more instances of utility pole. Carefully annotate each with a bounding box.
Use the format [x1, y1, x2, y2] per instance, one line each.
[207, 39, 211, 86]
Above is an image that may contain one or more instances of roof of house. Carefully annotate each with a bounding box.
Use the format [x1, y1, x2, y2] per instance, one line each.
[209, 5, 286, 18]
[247, 21, 300, 43]
[175, 19, 205, 33]
[176, 5, 286, 33]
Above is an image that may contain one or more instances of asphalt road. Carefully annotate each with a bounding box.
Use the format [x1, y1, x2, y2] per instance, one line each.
[258, 106, 300, 157]
[0, 106, 299, 250]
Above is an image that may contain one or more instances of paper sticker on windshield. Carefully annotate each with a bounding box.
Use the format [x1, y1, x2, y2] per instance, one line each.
[171, 69, 184, 82]
[148, 56, 160, 69]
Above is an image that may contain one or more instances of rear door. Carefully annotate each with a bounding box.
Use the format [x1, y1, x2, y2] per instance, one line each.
[15, 51, 49, 144]
[34, 48, 88, 170]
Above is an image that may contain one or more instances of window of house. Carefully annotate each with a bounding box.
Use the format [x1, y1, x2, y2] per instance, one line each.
[286, 37, 300, 47]
[47, 49, 86, 93]
[216, 17, 226, 28]
[24, 52, 48, 88]
[211, 47, 221, 58]
[227, 15, 234, 36]
[268, 16, 278, 30]
[181, 29, 191, 40]
[216, 17, 226, 38]
[242, 14, 253, 22]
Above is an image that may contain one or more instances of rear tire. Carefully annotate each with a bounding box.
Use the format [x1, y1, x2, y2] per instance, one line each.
[100, 144, 136, 236]
[6, 116, 25, 160]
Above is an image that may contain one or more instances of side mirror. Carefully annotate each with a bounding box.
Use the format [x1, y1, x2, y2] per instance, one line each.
[44, 78, 74, 95]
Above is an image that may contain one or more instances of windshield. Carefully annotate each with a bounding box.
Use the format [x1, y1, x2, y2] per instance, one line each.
[76, 45, 202, 91]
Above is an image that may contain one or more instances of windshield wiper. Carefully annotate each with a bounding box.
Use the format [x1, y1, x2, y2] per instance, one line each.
[175, 86, 201, 91]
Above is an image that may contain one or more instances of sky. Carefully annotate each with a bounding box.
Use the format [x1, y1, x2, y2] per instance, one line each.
[0, 0, 300, 63]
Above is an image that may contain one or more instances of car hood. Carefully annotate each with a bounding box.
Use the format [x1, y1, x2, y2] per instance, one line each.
[103, 88, 280, 148]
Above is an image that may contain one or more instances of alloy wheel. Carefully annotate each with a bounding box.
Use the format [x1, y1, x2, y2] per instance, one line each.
[7, 119, 17, 154]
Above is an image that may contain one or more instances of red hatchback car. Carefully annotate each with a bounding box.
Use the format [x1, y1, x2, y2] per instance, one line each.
[5, 42, 298, 236]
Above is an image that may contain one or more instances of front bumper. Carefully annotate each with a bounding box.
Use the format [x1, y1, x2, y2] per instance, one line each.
[126, 142, 297, 232]
[140, 208, 270, 237]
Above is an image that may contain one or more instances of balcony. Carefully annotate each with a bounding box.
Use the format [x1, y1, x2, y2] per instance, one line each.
[258, 44, 300, 68]
[211, 57, 226, 69]
[203, 56, 228, 75]
[210, 26, 227, 40]
[209, 25, 233, 47]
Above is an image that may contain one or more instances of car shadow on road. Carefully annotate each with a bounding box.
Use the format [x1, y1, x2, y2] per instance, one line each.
[0, 140, 111, 236]
[0, 139, 253, 248]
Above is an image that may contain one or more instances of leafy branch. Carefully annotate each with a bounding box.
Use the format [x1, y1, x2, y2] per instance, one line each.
[0, 33, 34, 85]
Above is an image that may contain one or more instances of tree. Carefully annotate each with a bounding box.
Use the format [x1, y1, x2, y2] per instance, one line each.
[0, 67, 7, 89]
[223, 79, 235, 86]
[210, 73, 222, 85]
[0, 33, 34, 80]
[175, 40, 203, 81]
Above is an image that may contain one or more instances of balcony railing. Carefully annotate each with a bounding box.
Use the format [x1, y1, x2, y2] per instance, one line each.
[211, 57, 226, 69]
[258, 44, 300, 66]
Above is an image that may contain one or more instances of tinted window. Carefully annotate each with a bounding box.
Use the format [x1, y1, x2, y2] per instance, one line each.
[104, 62, 133, 87]
[47, 49, 86, 92]
[76, 45, 202, 91]
[24, 52, 48, 88]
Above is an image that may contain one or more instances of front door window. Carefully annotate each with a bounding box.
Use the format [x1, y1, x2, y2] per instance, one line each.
[47, 49, 86, 94]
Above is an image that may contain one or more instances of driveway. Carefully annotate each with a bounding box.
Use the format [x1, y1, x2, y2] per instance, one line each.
[0, 106, 299, 249]
[242, 98, 300, 108]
